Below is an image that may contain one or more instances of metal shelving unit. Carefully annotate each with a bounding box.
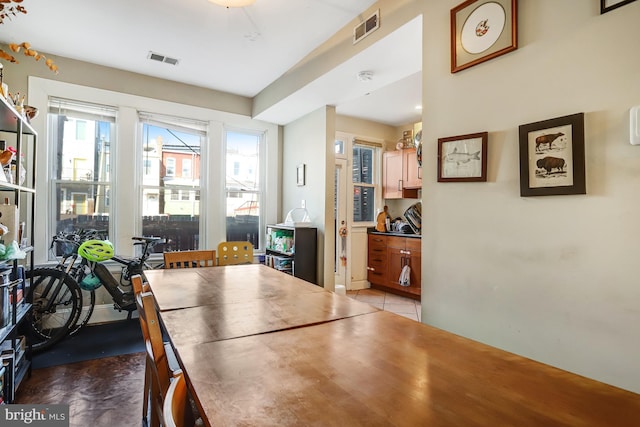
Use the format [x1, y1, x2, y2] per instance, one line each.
[0, 96, 36, 404]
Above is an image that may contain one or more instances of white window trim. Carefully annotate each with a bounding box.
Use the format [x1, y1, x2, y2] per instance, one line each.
[28, 77, 280, 264]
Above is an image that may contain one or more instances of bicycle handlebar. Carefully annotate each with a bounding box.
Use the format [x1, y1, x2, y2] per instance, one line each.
[50, 231, 165, 261]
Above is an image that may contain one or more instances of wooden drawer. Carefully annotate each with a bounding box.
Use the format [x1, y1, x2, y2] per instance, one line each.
[367, 256, 386, 270]
[386, 236, 406, 249]
[368, 234, 387, 249]
[405, 238, 421, 252]
[367, 269, 386, 286]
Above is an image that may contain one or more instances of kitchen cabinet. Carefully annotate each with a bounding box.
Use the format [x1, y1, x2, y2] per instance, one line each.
[0, 96, 35, 403]
[382, 148, 421, 199]
[367, 233, 421, 299]
[386, 236, 421, 297]
[403, 148, 422, 188]
[265, 225, 317, 285]
[366, 234, 387, 287]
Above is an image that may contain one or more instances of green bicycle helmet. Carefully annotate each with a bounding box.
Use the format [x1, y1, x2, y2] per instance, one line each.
[78, 239, 114, 262]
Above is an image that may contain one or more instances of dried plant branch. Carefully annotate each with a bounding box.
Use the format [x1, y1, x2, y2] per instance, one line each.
[0, 0, 28, 25]
[0, 1, 58, 73]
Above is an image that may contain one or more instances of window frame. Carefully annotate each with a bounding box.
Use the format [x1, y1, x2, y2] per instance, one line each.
[223, 127, 266, 251]
[47, 98, 118, 258]
[31, 77, 280, 265]
[351, 142, 381, 224]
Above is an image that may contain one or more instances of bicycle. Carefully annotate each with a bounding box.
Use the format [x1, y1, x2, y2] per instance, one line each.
[26, 231, 165, 352]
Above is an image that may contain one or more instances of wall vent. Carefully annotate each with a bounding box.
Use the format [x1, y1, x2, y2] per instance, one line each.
[148, 51, 180, 66]
[353, 9, 380, 44]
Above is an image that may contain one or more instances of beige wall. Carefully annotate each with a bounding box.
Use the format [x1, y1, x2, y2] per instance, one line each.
[283, 106, 336, 289]
[1, 45, 252, 116]
[422, 0, 640, 393]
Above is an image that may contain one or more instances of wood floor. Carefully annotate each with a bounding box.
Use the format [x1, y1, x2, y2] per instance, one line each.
[16, 353, 146, 427]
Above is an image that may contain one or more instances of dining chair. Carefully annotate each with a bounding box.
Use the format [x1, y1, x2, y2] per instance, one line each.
[217, 241, 254, 265]
[136, 288, 175, 427]
[163, 249, 216, 269]
[163, 371, 196, 427]
[131, 275, 151, 425]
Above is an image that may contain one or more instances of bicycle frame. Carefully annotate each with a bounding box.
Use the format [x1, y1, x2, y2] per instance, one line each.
[49, 232, 164, 312]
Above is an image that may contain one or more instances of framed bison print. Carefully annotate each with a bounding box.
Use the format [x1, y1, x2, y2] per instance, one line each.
[601, 0, 637, 14]
[519, 113, 586, 197]
[438, 132, 488, 182]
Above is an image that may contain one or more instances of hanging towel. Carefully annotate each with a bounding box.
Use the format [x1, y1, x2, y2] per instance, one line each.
[399, 265, 411, 287]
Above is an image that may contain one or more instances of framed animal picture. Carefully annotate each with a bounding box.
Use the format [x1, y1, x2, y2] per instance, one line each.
[450, 0, 517, 73]
[519, 113, 586, 197]
[601, 0, 637, 14]
[437, 132, 488, 182]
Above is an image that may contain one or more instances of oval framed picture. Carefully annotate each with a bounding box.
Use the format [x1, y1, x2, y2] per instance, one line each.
[451, 0, 517, 73]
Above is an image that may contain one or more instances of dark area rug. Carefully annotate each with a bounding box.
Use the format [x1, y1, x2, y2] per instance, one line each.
[32, 319, 145, 369]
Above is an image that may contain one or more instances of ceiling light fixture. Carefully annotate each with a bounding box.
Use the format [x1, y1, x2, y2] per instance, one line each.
[357, 71, 374, 82]
[207, 0, 255, 7]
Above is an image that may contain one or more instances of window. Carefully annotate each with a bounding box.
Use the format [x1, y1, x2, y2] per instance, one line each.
[75, 120, 87, 140]
[182, 159, 192, 178]
[165, 158, 176, 177]
[225, 130, 263, 249]
[48, 98, 117, 253]
[139, 112, 206, 252]
[35, 79, 279, 266]
[352, 144, 377, 222]
[143, 159, 154, 175]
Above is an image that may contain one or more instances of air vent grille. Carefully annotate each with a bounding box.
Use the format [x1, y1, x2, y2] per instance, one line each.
[353, 9, 380, 44]
[148, 52, 180, 66]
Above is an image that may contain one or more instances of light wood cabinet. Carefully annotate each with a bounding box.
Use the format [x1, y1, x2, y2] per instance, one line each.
[382, 148, 421, 199]
[367, 233, 421, 299]
[403, 148, 422, 189]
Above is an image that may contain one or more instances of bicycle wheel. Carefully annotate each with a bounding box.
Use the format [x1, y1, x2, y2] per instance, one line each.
[27, 268, 82, 352]
[68, 288, 96, 336]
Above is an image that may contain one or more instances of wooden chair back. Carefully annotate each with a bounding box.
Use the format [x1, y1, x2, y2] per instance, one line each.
[163, 250, 216, 269]
[217, 241, 254, 265]
[163, 371, 196, 427]
[131, 273, 149, 296]
[137, 291, 172, 427]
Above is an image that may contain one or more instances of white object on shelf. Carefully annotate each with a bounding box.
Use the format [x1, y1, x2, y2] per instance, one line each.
[631, 105, 640, 145]
[280, 208, 312, 227]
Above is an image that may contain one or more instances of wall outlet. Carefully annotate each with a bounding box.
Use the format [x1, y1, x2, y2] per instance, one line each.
[301, 200, 306, 208]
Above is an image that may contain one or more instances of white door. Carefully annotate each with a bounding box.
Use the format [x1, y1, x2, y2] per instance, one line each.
[335, 158, 347, 287]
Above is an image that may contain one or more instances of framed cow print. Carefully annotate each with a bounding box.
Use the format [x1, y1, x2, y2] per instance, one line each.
[519, 113, 586, 197]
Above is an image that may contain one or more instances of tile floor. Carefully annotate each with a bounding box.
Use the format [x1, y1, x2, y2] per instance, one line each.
[347, 288, 421, 322]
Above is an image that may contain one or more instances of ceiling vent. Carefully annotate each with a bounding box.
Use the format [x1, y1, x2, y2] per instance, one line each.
[148, 52, 179, 66]
[353, 9, 380, 44]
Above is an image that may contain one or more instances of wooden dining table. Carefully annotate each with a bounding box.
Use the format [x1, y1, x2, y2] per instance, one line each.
[145, 264, 324, 311]
[146, 264, 640, 427]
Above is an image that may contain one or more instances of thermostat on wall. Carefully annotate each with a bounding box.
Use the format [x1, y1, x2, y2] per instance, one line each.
[631, 105, 640, 145]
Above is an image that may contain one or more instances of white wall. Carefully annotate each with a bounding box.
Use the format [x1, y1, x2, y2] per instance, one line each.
[422, 0, 640, 393]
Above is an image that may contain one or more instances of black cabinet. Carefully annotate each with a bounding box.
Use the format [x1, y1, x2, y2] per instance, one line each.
[265, 225, 317, 285]
[0, 96, 35, 404]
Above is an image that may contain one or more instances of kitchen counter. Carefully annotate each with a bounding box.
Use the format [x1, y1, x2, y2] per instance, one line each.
[368, 229, 421, 239]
